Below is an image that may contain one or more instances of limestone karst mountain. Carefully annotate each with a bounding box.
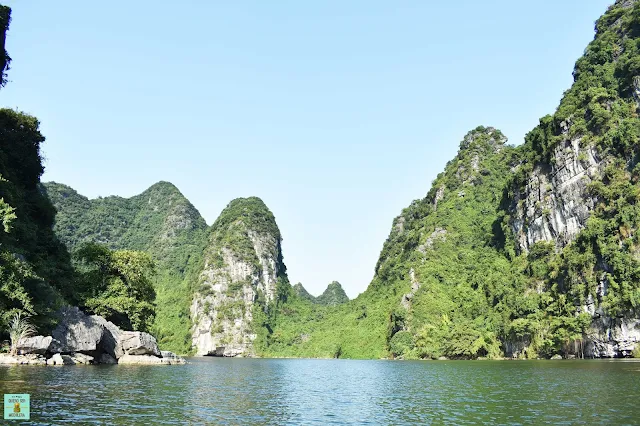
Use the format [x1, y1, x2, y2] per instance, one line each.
[190, 197, 288, 356]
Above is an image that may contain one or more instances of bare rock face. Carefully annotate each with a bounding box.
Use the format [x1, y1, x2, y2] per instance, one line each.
[48, 307, 176, 364]
[50, 306, 123, 356]
[400, 268, 422, 310]
[510, 136, 603, 253]
[0, 354, 20, 364]
[3, 306, 185, 366]
[70, 353, 94, 364]
[16, 335, 52, 355]
[191, 197, 287, 357]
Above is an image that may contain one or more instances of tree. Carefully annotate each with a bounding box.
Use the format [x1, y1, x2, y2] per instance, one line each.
[75, 242, 157, 332]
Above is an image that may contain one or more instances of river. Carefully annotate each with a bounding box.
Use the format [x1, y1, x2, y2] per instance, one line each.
[1, 358, 639, 425]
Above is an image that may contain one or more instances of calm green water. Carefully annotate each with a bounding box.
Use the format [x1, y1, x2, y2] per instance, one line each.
[1, 358, 639, 425]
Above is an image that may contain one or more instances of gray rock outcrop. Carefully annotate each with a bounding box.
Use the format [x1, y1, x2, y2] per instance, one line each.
[48, 353, 64, 365]
[115, 331, 161, 357]
[16, 335, 52, 355]
[51, 306, 114, 355]
[7, 306, 186, 366]
[510, 136, 603, 253]
[584, 314, 640, 358]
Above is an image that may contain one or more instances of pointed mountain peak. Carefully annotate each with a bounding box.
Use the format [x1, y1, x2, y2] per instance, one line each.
[316, 281, 349, 306]
[293, 282, 315, 302]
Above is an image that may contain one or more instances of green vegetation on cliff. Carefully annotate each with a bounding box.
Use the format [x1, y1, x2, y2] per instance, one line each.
[259, 128, 527, 359]
[293, 283, 315, 303]
[499, 0, 640, 352]
[0, 5, 10, 87]
[0, 8, 167, 343]
[316, 282, 349, 306]
[207, 196, 282, 268]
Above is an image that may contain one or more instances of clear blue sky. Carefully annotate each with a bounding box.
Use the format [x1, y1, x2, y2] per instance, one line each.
[1, 0, 612, 298]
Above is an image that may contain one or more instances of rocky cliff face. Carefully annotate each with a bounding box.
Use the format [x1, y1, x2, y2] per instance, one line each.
[510, 136, 604, 253]
[190, 197, 287, 356]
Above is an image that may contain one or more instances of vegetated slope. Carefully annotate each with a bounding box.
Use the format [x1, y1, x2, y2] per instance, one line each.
[43, 181, 208, 353]
[191, 197, 290, 356]
[262, 0, 640, 360]
[259, 127, 520, 359]
[0, 110, 76, 332]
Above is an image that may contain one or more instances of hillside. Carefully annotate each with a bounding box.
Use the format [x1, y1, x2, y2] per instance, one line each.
[43, 181, 209, 353]
[501, 0, 640, 357]
[260, 0, 640, 359]
[293, 283, 316, 302]
[259, 127, 520, 359]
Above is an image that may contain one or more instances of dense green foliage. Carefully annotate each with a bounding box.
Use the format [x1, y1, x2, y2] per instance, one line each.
[498, 0, 640, 352]
[74, 242, 157, 331]
[207, 196, 282, 268]
[259, 128, 527, 359]
[43, 181, 208, 353]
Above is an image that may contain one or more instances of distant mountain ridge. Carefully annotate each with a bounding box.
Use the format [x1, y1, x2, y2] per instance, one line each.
[293, 282, 349, 306]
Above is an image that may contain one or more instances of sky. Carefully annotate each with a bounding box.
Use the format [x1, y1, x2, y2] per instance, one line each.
[1, 0, 613, 298]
